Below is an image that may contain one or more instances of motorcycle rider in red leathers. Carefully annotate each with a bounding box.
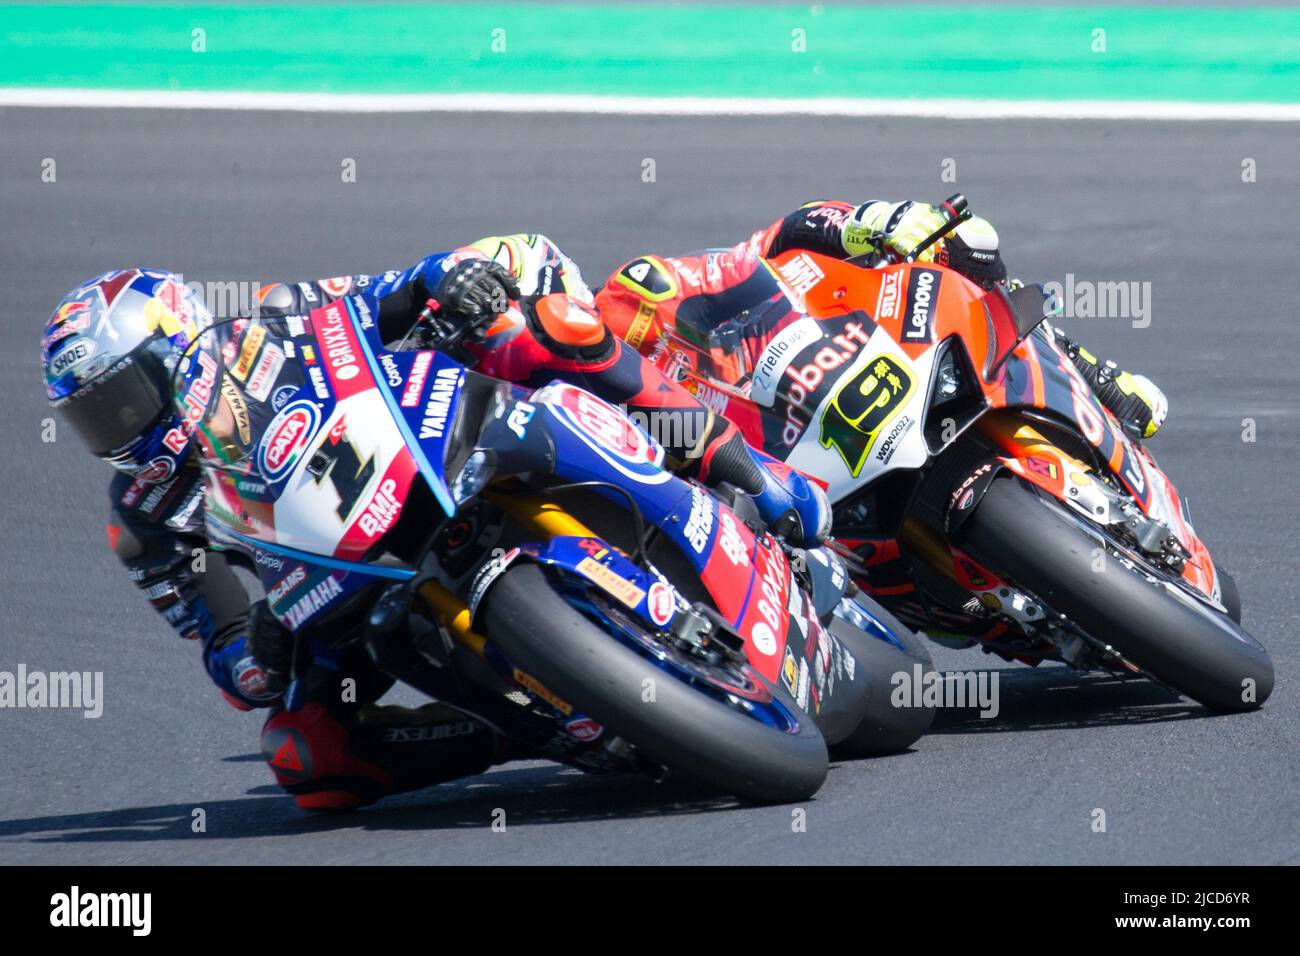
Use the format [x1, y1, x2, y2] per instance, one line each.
[595, 200, 1168, 441]
[593, 200, 1169, 641]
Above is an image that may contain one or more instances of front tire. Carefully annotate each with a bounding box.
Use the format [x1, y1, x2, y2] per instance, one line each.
[1215, 562, 1242, 623]
[483, 563, 829, 803]
[954, 476, 1273, 712]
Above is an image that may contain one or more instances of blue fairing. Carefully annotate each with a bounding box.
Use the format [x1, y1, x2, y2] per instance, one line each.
[477, 387, 721, 578]
[346, 294, 464, 516]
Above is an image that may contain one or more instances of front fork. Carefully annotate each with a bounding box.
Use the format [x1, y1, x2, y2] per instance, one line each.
[887, 414, 1116, 660]
[373, 492, 642, 765]
[416, 489, 602, 659]
[900, 412, 1214, 662]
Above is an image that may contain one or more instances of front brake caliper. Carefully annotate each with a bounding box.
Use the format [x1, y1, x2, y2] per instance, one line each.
[669, 603, 748, 665]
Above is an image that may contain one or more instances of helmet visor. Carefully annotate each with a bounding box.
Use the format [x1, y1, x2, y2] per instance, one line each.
[54, 344, 172, 457]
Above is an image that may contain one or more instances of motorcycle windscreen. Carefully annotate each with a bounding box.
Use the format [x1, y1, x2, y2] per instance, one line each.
[171, 310, 421, 563]
[170, 320, 267, 476]
[981, 283, 1051, 382]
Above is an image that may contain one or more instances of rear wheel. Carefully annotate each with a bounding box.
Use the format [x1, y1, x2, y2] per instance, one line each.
[828, 595, 936, 757]
[483, 563, 829, 803]
[954, 476, 1273, 712]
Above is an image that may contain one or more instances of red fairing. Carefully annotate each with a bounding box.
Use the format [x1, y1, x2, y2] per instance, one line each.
[699, 503, 790, 683]
[734, 535, 791, 682]
[312, 300, 375, 402]
[335, 449, 420, 559]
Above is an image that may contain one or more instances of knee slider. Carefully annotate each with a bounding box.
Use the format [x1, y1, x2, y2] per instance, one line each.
[106, 515, 144, 561]
[261, 703, 393, 810]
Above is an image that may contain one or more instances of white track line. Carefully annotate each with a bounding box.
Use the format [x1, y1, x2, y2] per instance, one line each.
[3, 88, 1299, 121]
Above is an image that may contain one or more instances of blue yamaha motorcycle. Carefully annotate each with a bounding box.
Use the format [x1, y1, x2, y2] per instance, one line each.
[176, 290, 934, 803]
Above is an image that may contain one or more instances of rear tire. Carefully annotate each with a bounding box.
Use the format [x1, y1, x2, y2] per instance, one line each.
[954, 476, 1273, 712]
[483, 563, 829, 803]
[829, 598, 936, 758]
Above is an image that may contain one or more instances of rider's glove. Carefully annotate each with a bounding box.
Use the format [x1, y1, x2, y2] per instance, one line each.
[245, 599, 295, 697]
[842, 201, 1007, 288]
[432, 259, 521, 320]
[203, 603, 289, 709]
[842, 200, 948, 261]
[205, 637, 277, 709]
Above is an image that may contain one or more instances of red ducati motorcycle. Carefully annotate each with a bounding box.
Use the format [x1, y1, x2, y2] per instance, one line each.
[624, 196, 1273, 713]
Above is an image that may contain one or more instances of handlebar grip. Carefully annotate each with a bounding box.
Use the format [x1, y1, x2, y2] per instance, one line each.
[903, 197, 972, 263]
[941, 193, 968, 220]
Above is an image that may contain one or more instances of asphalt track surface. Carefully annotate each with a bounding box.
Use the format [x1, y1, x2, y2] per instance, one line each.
[1, 108, 1297, 864]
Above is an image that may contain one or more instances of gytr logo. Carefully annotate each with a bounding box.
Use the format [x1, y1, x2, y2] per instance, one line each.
[50, 886, 151, 936]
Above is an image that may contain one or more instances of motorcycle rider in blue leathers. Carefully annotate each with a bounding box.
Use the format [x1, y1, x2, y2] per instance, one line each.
[42, 235, 830, 810]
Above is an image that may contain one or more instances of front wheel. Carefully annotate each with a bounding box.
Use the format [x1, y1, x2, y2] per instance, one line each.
[483, 563, 829, 803]
[954, 476, 1273, 712]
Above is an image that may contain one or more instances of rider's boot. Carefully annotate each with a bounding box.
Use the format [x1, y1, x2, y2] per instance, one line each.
[260, 701, 508, 811]
[1051, 328, 1168, 440]
[696, 424, 832, 547]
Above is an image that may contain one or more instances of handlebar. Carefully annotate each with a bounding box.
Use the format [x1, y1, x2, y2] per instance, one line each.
[416, 296, 441, 325]
[857, 193, 973, 269]
[900, 192, 971, 263]
[405, 296, 503, 353]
